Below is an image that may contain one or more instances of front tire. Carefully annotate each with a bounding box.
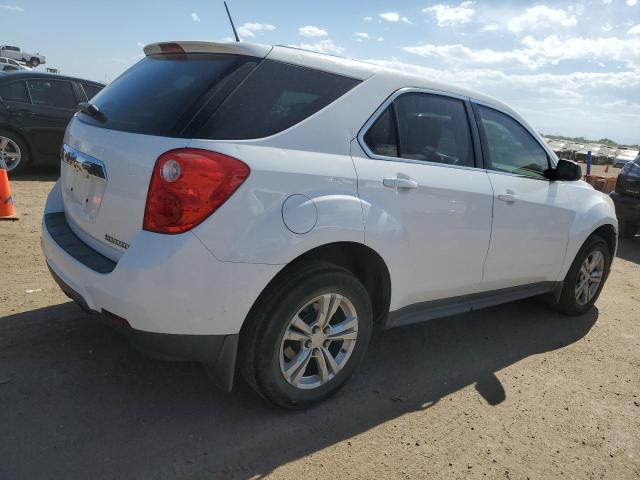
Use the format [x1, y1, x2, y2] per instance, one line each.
[29, 58, 40, 67]
[240, 261, 373, 408]
[555, 235, 611, 316]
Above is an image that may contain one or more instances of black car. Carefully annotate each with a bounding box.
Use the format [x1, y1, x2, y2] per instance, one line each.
[611, 154, 640, 239]
[0, 71, 104, 174]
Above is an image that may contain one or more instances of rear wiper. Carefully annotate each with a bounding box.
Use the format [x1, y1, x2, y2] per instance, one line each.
[77, 101, 106, 122]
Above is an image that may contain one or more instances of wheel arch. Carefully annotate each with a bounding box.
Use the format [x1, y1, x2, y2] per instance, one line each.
[242, 241, 392, 334]
[590, 223, 617, 259]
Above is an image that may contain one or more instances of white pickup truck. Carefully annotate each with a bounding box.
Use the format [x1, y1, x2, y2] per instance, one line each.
[0, 45, 46, 67]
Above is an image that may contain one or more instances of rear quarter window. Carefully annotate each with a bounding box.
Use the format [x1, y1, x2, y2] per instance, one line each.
[81, 83, 102, 100]
[198, 60, 361, 140]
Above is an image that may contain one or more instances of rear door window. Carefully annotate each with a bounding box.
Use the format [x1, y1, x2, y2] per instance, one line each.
[362, 92, 476, 168]
[27, 79, 78, 109]
[0, 81, 30, 103]
[79, 53, 257, 136]
[199, 60, 361, 139]
[363, 106, 398, 157]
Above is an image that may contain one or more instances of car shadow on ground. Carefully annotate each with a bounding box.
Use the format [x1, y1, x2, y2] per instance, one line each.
[0, 299, 597, 479]
[616, 236, 640, 265]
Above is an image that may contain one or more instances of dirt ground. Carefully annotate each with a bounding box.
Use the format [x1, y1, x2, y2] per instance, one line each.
[1, 171, 639, 480]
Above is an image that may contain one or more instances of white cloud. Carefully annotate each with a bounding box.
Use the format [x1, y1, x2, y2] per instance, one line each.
[379, 12, 411, 23]
[423, 1, 475, 27]
[482, 24, 499, 32]
[380, 12, 400, 22]
[237, 22, 276, 38]
[403, 34, 640, 70]
[355, 32, 369, 39]
[363, 16, 373, 21]
[629, 24, 640, 35]
[289, 39, 344, 55]
[191, 12, 200, 22]
[0, 4, 23, 10]
[627, 0, 638, 6]
[601, 23, 613, 32]
[507, 5, 577, 33]
[377, 37, 384, 42]
[298, 25, 328, 37]
[365, 57, 640, 143]
[602, 0, 612, 3]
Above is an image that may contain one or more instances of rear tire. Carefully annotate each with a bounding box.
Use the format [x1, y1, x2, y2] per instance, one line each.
[239, 261, 373, 409]
[619, 221, 639, 239]
[555, 235, 611, 316]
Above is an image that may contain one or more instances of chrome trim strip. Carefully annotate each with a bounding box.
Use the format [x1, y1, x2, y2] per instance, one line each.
[62, 144, 107, 180]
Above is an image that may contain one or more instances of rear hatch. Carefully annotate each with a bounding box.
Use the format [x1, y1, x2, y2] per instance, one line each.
[61, 49, 264, 261]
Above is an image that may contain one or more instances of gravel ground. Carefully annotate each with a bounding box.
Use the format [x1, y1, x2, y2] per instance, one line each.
[1, 171, 639, 480]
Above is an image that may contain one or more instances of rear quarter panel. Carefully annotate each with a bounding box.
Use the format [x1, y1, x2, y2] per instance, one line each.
[187, 74, 411, 265]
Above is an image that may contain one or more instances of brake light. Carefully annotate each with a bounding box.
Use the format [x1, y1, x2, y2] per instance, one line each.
[158, 43, 185, 54]
[143, 149, 249, 234]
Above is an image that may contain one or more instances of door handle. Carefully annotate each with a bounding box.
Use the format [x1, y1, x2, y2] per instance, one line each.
[498, 191, 519, 203]
[383, 177, 418, 189]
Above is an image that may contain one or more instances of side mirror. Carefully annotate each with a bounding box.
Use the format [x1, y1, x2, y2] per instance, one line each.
[549, 159, 582, 181]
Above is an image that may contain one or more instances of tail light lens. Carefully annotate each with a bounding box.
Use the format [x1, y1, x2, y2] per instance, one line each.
[143, 148, 249, 234]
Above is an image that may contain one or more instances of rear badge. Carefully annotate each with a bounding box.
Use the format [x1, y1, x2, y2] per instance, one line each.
[105, 234, 130, 250]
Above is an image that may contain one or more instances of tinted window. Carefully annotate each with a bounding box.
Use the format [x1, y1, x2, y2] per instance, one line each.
[81, 83, 102, 100]
[201, 60, 360, 139]
[79, 53, 255, 136]
[395, 94, 474, 167]
[478, 106, 549, 179]
[0, 81, 29, 102]
[363, 106, 398, 157]
[27, 80, 77, 108]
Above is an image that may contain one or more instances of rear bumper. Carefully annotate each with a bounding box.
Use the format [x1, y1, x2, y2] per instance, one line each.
[47, 264, 238, 390]
[610, 191, 640, 222]
[41, 181, 282, 386]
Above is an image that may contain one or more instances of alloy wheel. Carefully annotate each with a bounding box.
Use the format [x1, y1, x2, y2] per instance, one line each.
[0, 136, 21, 171]
[279, 293, 359, 390]
[574, 250, 604, 306]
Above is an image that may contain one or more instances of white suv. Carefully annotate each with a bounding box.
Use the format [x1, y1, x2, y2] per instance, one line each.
[41, 41, 618, 408]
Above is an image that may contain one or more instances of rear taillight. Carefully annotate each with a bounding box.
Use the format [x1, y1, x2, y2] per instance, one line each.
[143, 148, 249, 234]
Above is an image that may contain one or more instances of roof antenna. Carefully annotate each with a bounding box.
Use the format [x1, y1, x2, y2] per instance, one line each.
[224, 1, 240, 42]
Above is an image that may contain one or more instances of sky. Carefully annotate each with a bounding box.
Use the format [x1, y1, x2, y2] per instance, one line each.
[2, 0, 639, 144]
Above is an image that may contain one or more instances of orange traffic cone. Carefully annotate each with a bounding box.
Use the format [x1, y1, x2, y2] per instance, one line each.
[0, 158, 18, 220]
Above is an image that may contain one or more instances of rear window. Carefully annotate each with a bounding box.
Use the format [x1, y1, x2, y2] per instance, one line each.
[78, 53, 257, 136]
[198, 60, 361, 139]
